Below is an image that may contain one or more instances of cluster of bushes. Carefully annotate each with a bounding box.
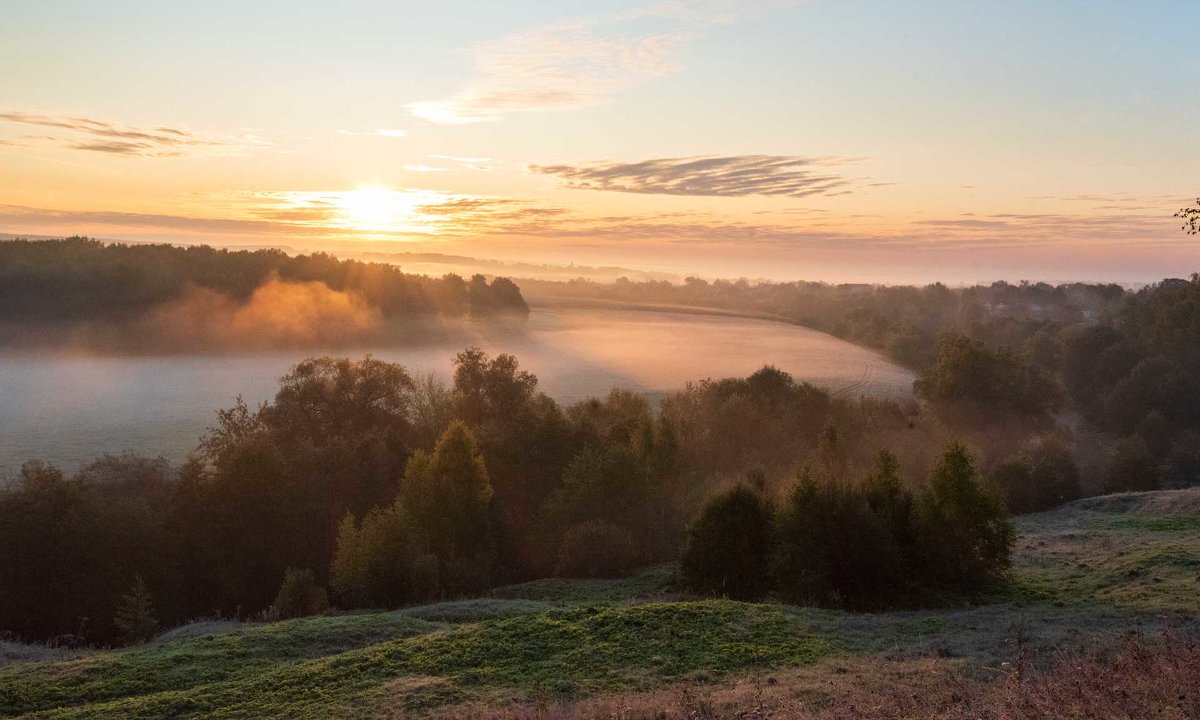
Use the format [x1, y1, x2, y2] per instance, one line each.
[682, 445, 1013, 609]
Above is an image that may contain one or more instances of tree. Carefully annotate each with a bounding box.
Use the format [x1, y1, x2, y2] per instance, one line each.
[1105, 436, 1161, 493]
[0, 461, 108, 641]
[452, 348, 537, 426]
[1176, 197, 1199, 235]
[541, 446, 650, 539]
[262, 355, 417, 517]
[555, 521, 638, 578]
[330, 508, 437, 608]
[862, 450, 917, 555]
[915, 334, 1061, 420]
[399, 421, 495, 594]
[916, 443, 1014, 594]
[681, 484, 775, 601]
[774, 470, 905, 610]
[114, 576, 158, 644]
[272, 568, 329, 620]
[992, 435, 1081, 514]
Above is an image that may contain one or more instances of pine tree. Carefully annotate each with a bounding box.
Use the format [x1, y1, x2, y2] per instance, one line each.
[114, 575, 158, 644]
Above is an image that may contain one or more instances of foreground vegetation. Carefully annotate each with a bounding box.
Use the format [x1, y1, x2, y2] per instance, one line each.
[1, 488, 1196, 718]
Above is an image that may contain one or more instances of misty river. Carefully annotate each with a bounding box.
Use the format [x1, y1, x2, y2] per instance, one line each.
[0, 306, 914, 472]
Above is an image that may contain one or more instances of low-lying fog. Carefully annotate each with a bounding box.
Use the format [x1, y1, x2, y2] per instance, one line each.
[0, 306, 914, 472]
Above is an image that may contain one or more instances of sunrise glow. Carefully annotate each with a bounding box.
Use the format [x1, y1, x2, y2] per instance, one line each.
[0, 1, 1196, 282]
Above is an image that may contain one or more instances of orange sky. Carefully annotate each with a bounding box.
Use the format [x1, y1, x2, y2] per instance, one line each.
[2, 1, 1198, 283]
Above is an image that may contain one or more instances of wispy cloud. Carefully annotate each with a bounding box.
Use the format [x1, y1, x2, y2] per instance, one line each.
[4, 196, 1181, 258]
[529, 155, 867, 198]
[407, 1, 775, 123]
[336, 128, 408, 138]
[428, 154, 497, 172]
[0, 111, 263, 157]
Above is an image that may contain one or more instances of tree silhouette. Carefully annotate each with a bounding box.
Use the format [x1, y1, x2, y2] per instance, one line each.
[113, 576, 158, 644]
[1177, 197, 1199, 234]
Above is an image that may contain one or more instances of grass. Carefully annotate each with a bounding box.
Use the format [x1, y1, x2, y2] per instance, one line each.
[1, 488, 1197, 718]
[2, 602, 839, 719]
[419, 630, 1200, 719]
[0, 641, 87, 668]
[1009, 487, 1200, 611]
[489, 563, 679, 604]
[0, 612, 439, 717]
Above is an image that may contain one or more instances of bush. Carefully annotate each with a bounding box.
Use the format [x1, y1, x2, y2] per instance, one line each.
[1105, 436, 1161, 493]
[916, 444, 1014, 594]
[773, 445, 1013, 609]
[993, 435, 1081, 514]
[113, 576, 158, 644]
[681, 484, 775, 601]
[774, 470, 905, 610]
[272, 568, 329, 620]
[330, 509, 437, 608]
[554, 521, 638, 578]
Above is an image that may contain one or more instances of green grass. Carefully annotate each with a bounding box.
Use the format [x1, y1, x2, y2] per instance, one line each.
[489, 563, 679, 604]
[2, 488, 1198, 719]
[0, 612, 439, 717]
[1009, 487, 1200, 611]
[1, 602, 840, 719]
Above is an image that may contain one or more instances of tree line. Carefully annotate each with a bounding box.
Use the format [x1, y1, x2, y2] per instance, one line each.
[1, 352, 1011, 645]
[0, 238, 529, 350]
[525, 273, 1200, 502]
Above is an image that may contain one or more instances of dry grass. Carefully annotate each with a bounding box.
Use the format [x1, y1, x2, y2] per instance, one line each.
[422, 630, 1199, 719]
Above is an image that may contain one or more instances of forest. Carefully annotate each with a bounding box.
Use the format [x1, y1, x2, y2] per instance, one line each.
[2, 246, 1200, 647]
[2, 350, 1014, 645]
[0, 238, 529, 350]
[526, 273, 1200, 496]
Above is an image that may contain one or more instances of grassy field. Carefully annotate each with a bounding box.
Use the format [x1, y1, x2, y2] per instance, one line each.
[1, 488, 1197, 719]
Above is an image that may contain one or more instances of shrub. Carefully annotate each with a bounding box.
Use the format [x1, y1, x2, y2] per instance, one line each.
[916, 443, 1014, 594]
[554, 521, 638, 578]
[1105, 436, 1161, 493]
[681, 484, 775, 601]
[993, 435, 1081, 514]
[330, 508, 437, 608]
[113, 576, 158, 644]
[272, 568, 329, 620]
[774, 471, 905, 610]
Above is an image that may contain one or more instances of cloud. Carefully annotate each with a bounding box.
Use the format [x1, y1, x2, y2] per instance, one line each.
[0, 111, 264, 157]
[337, 128, 408, 138]
[0, 203, 287, 234]
[529, 155, 865, 198]
[407, 2, 772, 123]
[3, 187, 1183, 260]
[429, 154, 497, 172]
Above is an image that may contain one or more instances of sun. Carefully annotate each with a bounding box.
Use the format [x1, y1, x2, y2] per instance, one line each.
[336, 186, 414, 232]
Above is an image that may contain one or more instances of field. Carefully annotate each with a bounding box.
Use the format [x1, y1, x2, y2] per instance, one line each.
[1, 488, 1197, 719]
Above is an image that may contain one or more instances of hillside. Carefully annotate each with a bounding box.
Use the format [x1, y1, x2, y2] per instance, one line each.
[1, 489, 1197, 719]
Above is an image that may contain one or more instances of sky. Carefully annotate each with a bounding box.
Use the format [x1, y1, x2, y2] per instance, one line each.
[2, 0, 1198, 284]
